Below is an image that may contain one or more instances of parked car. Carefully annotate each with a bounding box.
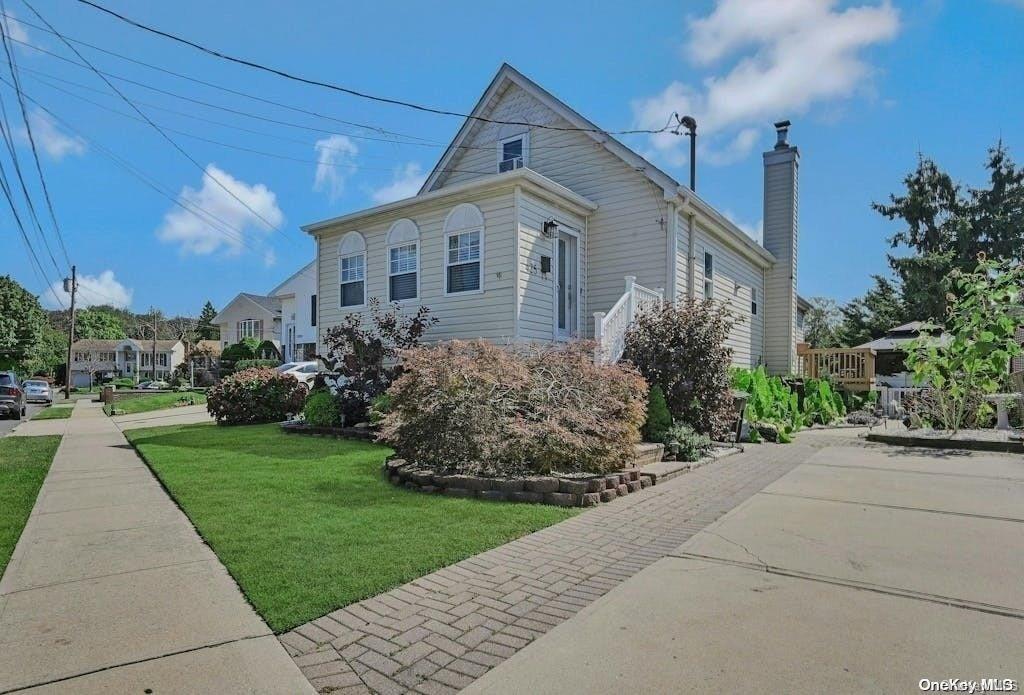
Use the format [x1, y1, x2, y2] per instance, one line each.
[135, 380, 152, 390]
[275, 362, 319, 388]
[23, 379, 53, 404]
[0, 371, 26, 420]
[141, 380, 170, 390]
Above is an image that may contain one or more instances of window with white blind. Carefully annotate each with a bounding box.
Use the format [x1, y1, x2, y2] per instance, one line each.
[337, 231, 367, 309]
[751, 287, 758, 315]
[339, 254, 365, 307]
[386, 219, 419, 302]
[443, 204, 484, 295]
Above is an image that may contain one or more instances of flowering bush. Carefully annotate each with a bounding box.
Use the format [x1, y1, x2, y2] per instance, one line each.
[379, 340, 647, 475]
[206, 367, 306, 425]
[623, 299, 736, 439]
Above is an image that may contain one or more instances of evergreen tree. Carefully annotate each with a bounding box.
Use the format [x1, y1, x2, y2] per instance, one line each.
[836, 276, 907, 347]
[802, 297, 843, 348]
[197, 301, 220, 340]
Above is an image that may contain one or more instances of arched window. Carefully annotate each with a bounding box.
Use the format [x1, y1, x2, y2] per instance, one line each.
[386, 219, 419, 302]
[337, 232, 366, 308]
[443, 204, 484, 295]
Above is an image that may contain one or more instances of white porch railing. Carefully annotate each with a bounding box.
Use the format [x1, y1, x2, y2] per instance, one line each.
[593, 276, 664, 364]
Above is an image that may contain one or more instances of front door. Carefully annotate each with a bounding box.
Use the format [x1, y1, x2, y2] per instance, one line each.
[555, 231, 578, 339]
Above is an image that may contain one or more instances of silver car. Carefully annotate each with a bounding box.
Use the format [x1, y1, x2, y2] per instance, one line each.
[23, 379, 53, 404]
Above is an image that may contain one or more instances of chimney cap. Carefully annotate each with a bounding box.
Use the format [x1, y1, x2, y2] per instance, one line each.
[774, 120, 792, 149]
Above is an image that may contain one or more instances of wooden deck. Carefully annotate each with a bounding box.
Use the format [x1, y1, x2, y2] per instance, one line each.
[796, 344, 876, 391]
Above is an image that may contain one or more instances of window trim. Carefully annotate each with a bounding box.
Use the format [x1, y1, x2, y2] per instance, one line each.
[386, 241, 420, 303]
[338, 251, 367, 310]
[703, 251, 714, 301]
[310, 294, 317, 327]
[496, 132, 529, 172]
[443, 228, 484, 296]
[238, 318, 262, 340]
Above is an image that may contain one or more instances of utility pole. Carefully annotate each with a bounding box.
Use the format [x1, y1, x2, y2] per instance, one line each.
[63, 265, 76, 399]
[150, 306, 158, 383]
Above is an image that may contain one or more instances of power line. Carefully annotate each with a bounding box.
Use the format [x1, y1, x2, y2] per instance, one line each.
[71, 0, 680, 137]
[0, 2, 69, 267]
[23, 0, 301, 247]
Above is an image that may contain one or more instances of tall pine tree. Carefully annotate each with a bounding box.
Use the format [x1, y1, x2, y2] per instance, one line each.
[197, 301, 220, 340]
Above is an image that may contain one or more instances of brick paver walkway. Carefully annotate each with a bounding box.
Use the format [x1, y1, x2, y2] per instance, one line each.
[280, 436, 838, 694]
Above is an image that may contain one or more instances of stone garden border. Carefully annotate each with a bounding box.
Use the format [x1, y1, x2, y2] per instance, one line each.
[280, 421, 376, 441]
[383, 459, 654, 507]
[866, 431, 1024, 454]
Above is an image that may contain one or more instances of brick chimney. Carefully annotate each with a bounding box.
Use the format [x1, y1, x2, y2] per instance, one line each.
[762, 120, 799, 375]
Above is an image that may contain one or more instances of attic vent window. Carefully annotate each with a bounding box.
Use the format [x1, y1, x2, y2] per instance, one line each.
[497, 133, 528, 173]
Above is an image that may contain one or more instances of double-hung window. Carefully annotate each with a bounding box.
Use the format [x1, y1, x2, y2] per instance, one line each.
[703, 252, 714, 300]
[388, 243, 418, 301]
[238, 319, 261, 339]
[497, 133, 528, 173]
[446, 230, 482, 294]
[339, 254, 365, 308]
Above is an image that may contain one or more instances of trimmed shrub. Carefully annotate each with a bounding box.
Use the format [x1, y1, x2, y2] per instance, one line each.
[303, 390, 342, 427]
[663, 423, 712, 462]
[623, 299, 736, 439]
[206, 367, 306, 425]
[379, 340, 647, 475]
[642, 384, 672, 442]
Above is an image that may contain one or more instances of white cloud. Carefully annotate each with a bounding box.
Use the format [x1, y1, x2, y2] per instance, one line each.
[43, 270, 133, 309]
[23, 108, 86, 160]
[371, 162, 427, 204]
[2, 10, 33, 47]
[723, 210, 764, 244]
[634, 0, 899, 165]
[263, 248, 277, 268]
[156, 164, 284, 257]
[313, 134, 358, 201]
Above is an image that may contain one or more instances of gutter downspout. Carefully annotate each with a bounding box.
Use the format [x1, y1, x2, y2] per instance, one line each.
[666, 200, 678, 303]
[687, 211, 697, 300]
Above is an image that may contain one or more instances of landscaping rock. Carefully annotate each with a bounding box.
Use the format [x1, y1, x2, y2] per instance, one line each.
[599, 489, 618, 502]
[410, 470, 434, 486]
[509, 491, 545, 504]
[585, 478, 605, 493]
[420, 485, 438, 494]
[624, 469, 639, 482]
[605, 475, 622, 489]
[626, 480, 642, 493]
[616, 483, 629, 496]
[524, 477, 559, 493]
[544, 492, 576, 507]
[479, 490, 509, 502]
[389, 475, 402, 486]
[579, 493, 601, 507]
[492, 478, 524, 493]
[639, 476, 653, 488]
[386, 459, 407, 472]
[558, 479, 589, 495]
[443, 487, 476, 499]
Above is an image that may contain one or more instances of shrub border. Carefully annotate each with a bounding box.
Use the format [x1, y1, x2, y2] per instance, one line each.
[382, 459, 655, 507]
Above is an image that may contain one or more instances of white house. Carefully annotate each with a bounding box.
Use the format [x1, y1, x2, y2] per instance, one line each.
[306, 65, 805, 373]
[213, 261, 318, 362]
[70, 338, 185, 387]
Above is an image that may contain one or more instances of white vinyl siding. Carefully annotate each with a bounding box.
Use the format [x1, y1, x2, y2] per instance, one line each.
[516, 190, 586, 341]
[317, 190, 517, 345]
[693, 223, 765, 368]
[430, 82, 667, 334]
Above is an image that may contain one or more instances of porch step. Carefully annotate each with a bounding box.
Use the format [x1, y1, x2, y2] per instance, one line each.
[633, 442, 665, 467]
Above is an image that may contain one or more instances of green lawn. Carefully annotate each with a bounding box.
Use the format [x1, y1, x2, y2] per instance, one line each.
[125, 423, 576, 632]
[104, 392, 207, 416]
[0, 436, 61, 577]
[32, 405, 73, 420]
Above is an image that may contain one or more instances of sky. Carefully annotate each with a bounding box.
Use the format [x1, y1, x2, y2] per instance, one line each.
[0, 0, 1021, 316]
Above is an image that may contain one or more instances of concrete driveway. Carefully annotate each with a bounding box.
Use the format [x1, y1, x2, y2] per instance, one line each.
[466, 435, 1024, 694]
[0, 403, 46, 437]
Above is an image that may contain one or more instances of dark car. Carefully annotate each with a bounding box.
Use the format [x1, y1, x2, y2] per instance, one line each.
[0, 371, 26, 420]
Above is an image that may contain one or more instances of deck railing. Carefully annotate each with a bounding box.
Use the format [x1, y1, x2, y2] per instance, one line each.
[593, 276, 663, 364]
[797, 345, 876, 391]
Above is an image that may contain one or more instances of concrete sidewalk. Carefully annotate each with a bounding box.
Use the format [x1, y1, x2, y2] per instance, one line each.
[466, 435, 1024, 694]
[111, 403, 213, 430]
[0, 400, 312, 694]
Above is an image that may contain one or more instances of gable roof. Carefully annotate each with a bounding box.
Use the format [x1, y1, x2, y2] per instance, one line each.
[269, 261, 315, 297]
[212, 293, 282, 324]
[419, 64, 774, 267]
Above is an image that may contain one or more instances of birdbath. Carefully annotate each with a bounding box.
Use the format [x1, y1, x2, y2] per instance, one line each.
[985, 394, 1018, 431]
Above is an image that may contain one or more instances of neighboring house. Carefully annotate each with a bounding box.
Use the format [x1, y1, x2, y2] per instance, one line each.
[70, 338, 185, 387]
[855, 321, 949, 388]
[213, 262, 318, 363]
[270, 261, 318, 362]
[305, 64, 805, 373]
[191, 339, 222, 370]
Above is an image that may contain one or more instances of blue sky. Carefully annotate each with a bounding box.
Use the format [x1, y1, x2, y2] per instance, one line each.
[0, 0, 1021, 316]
